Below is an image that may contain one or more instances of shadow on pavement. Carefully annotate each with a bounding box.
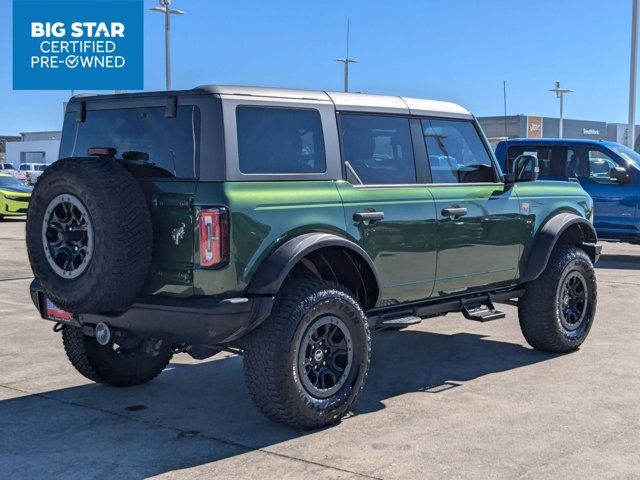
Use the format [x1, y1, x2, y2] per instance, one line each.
[596, 253, 640, 270]
[0, 329, 556, 477]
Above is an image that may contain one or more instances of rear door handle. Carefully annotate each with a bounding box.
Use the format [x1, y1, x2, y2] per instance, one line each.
[441, 207, 468, 218]
[353, 211, 385, 223]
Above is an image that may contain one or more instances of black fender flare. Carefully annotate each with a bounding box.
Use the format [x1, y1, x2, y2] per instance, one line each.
[247, 232, 381, 305]
[520, 213, 598, 283]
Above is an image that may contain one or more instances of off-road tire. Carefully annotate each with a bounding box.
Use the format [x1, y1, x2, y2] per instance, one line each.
[243, 279, 371, 429]
[61, 326, 172, 387]
[26, 157, 152, 313]
[519, 245, 597, 353]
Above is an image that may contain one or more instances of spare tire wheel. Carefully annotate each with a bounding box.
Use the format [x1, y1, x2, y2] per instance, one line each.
[26, 157, 153, 313]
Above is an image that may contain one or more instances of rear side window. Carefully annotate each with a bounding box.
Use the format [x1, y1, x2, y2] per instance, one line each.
[340, 114, 416, 185]
[421, 119, 495, 183]
[236, 106, 326, 174]
[60, 106, 200, 178]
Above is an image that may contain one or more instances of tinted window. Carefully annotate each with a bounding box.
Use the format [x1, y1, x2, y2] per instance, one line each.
[60, 106, 200, 177]
[507, 145, 572, 180]
[19, 165, 29, 171]
[422, 119, 494, 183]
[340, 114, 416, 185]
[585, 150, 619, 183]
[237, 107, 326, 174]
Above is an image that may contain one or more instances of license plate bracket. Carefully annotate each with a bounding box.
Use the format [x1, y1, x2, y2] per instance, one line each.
[44, 298, 76, 324]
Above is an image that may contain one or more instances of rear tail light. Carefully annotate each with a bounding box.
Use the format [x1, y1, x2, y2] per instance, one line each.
[198, 207, 228, 268]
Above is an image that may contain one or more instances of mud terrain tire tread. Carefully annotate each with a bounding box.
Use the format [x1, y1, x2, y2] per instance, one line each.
[26, 157, 152, 313]
[243, 279, 371, 429]
[519, 245, 597, 353]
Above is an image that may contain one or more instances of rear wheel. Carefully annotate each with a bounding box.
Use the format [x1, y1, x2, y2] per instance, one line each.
[243, 279, 370, 429]
[61, 326, 172, 387]
[519, 245, 597, 353]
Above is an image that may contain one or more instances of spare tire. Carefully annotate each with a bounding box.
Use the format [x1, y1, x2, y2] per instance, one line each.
[26, 157, 152, 313]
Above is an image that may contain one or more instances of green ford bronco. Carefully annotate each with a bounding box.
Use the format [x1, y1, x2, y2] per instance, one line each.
[26, 85, 601, 429]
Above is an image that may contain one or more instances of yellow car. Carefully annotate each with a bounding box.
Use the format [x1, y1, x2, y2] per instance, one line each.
[0, 173, 32, 219]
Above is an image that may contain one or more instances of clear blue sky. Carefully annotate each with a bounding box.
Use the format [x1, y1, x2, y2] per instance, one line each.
[0, 0, 635, 134]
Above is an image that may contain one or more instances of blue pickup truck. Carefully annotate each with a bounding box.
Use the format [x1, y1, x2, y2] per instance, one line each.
[496, 138, 640, 244]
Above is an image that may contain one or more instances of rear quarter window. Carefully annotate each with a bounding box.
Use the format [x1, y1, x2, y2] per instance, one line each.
[236, 106, 326, 174]
[60, 105, 200, 178]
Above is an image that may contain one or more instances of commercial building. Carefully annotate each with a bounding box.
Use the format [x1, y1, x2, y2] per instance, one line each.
[0, 136, 22, 163]
[4, 131, 62, 167]
[478, 115, 640, 150]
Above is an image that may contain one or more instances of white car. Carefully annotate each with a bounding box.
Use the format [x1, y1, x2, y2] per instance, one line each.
[17, 163, 47, 185]
[0, 163, 20, 179]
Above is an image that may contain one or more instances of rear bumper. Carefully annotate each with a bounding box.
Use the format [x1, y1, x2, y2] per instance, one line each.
[30, 279, 274, 345]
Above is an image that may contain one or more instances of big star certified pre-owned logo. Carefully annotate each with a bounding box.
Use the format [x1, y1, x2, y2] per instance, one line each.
[13, 0, 143, 90]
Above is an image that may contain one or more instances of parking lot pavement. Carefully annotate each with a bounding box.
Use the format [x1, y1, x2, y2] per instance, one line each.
[1, 218, 639, 480]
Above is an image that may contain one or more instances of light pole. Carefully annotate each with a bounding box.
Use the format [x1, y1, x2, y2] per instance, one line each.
[629, 0, 639, 149]
[336, 20, 357, 92]
[549, 80, 574, 139]
[150, 0, 185, 91]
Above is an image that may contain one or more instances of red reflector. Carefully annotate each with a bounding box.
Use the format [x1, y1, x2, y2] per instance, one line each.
[199, 208, 228, 268]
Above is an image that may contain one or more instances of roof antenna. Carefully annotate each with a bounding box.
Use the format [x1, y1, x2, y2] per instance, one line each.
[336, 19, 357, 92]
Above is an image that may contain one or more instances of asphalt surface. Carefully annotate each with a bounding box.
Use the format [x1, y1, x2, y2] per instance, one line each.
[1, 216, 639, 479]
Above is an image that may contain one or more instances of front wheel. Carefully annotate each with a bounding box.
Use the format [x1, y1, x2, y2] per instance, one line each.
[243, 279, 371, 429]
[519, 245, 597, 353]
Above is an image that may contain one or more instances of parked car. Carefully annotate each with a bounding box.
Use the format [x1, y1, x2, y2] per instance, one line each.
[496, 139, 640, 244]
[26, 86, 600, 429]
[17, 163, 47, 185]
[0, 162, 21, 180]
[0, 172, 32, 219]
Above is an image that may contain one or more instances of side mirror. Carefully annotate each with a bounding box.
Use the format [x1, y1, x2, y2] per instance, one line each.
[507, 155, 539, 184]
[610, 166, 631, 184]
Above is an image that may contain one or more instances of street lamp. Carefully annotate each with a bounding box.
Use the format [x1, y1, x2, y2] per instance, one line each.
[549, 80, 574, 139]
[629, 0, 639, 149]
[150, 0, 185, 91]
[336, 20, 357, 92]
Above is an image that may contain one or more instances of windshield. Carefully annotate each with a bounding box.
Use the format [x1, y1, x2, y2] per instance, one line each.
[0, 164, 14, 170]
[610, 144, 640, 169]
[0, 176, 27, 188]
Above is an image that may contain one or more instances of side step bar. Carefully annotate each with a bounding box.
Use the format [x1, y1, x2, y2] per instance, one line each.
[378, 315, 422, 329]
[369, 288, 523, 330]
[461, 299, 505, 322]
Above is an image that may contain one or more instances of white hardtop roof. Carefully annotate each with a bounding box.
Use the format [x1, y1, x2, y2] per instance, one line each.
[197, 85, 473, 119]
